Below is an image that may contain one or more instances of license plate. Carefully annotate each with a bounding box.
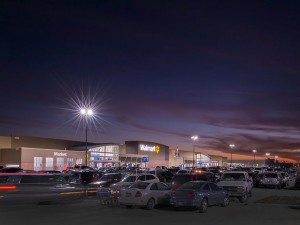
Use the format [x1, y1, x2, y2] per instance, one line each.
[126, 193, 131, 197]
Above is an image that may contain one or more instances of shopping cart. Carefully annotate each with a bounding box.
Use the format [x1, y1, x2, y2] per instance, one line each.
[97, 187, 119, 207]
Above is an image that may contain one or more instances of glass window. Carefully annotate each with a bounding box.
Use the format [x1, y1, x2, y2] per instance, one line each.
[122, 175, 137, 182]
[178, 181, 205, 190]
[150, 183, 158, 190]
[195, 175, 208, 181]
[130, 182, 150, 189]
[137, 175, 146, 181]
[264, 173, 278, 178]
[203, 184, 210, 191]
[146, 175, 156, 180]
[221, 173, 245, 181]
[157, 182, 169, 190]
[209, 183, 220, 191]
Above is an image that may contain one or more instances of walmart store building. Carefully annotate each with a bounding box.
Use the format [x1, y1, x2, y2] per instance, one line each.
[0, 136, 225, 170]
[0, 136, 170, 170]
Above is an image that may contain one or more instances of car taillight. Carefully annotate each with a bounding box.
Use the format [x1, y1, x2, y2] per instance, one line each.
[135, 191, 142, 198]
[0, 185, 17, 190]
[188, 191, 197, 197]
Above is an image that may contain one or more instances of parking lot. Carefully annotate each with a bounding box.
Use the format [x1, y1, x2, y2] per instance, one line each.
[0, 188, 299, 225]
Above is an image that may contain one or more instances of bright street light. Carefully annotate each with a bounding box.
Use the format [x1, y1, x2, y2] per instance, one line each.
[80, 108, 94, 166]
[252, 149, 257, 166]
[191, 135, 198, 168]
[229, 144, 235, 166]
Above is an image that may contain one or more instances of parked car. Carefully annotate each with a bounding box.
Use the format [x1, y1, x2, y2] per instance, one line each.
[170, 181, 229, 213]
[0, 167, 23, 173]
[280, 172, 290, 187]
[118, 181, 171, 210]
[217, 171, 253, 203]
[86, 173, 123, 196]
[248, 172, 260, 188]
[0, 173, 85, 204]
[65, 170, 101, 185]
[110, 173, 160, 190]
[176, 169, 192, 174]
[156, 170, 174, 182]
[294, 178, 300, 190]
[260, 172, 283, 189]
[171, 172, 216, 190]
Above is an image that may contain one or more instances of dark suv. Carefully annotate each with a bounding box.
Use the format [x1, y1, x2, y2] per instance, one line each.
[65, 170, 101, 185]
[171, 172, 215, 190]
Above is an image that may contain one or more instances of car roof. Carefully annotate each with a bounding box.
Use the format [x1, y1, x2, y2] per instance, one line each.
[224, 171, 246, 173]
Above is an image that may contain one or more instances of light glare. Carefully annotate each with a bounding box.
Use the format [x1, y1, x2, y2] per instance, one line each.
[87, 109, 93, 116]
[80, 109, 86, 115]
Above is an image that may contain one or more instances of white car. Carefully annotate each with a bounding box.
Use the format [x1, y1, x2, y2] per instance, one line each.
[118, 181, 171, 210]
[110, 173, 160, 190]
[217, 171, 253, 203]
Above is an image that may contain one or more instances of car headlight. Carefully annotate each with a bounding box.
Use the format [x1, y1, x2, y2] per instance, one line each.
[237, 186, 245, 191]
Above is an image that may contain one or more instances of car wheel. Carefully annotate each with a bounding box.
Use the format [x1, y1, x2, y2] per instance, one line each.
[199, 198, 208, 213]
[146, 198, 155, 210]
[125, 205, 133, 209]
[221, 196, 229, 207]
[249, 190, 252, 197]
[239, 193, 248, 203]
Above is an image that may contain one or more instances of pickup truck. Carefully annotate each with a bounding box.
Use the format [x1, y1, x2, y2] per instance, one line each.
[217, 171, 253, 203]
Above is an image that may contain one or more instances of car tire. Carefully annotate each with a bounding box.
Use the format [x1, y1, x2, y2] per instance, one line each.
[199, 198, 208, 213]
[125, 205, 133, 209]
[221, 196, 229, 207]
[239, 193, 248, 203]
[249, 190, 252, 197]
[146, 198, 155, 210]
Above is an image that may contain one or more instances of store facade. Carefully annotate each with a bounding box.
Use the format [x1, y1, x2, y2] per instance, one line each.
[120, 141, 169, 168]
[169, 149, 227, 168]
[85, 144, 120, 168]
[0, 147, 85, 171]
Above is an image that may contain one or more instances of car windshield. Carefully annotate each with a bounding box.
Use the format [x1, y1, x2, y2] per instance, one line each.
[130, 182, 150, 189]
[100, 174, 118, 181]
[221, 173, 245, 181]
[264, 173, 278, 178]
[172, 175, 191, 184]
[121, 176, 137, 182]
[178, 182, 205, 190]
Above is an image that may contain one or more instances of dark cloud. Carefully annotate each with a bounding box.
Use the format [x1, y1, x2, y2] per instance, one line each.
[1, 1, 300, 162]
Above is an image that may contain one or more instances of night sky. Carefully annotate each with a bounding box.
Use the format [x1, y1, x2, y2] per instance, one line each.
[1, 1, 300, 162]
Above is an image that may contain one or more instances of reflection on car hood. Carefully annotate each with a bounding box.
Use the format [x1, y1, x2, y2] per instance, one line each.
[217, 181, 246, 186]
[111, 182, 133, 188]
[88, 181, 109, 185]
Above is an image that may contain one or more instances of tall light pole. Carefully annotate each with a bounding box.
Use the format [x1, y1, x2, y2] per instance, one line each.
[191, 135, 198, 168]
[274, 155, 278, 167]
[80, 108, 93, 166]
[176, 147, 179, 167]
[252, 149, 257, 166]
[265, 152, 270, 166]
[229, 144, 235, 166]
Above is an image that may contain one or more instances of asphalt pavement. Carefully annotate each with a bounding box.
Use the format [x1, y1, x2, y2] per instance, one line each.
[0, 188, 300, 225]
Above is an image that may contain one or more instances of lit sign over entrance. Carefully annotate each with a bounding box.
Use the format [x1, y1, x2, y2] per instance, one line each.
[140, 144, 160, 153]
[54, 152, 67, 157]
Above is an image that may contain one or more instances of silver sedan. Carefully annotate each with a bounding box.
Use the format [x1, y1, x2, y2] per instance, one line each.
[118, 181, 171, 210]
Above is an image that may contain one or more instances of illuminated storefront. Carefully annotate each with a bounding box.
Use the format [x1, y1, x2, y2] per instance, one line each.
[88, 144, 120, 168]
[120, 141, 169, 168]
